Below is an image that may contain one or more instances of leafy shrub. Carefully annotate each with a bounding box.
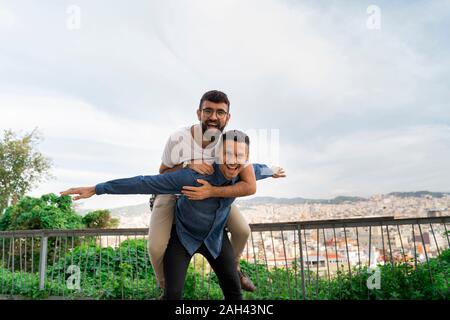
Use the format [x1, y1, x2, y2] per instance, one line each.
[82, 210, 119, 229]
[1, 245, 449, 300]
[0, 194, 82, 231]
[0, 194, 119, 231]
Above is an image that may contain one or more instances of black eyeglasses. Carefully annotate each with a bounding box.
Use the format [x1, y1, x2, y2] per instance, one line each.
[202, 108, 228, 119]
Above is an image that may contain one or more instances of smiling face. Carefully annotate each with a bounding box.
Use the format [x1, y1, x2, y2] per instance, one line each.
[219, 140, 250, 180]
[197, 100, 231, 133]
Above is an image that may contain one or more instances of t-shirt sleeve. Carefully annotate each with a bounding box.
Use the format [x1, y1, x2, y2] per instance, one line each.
[161, 128, 192, 168]
[161, 134, 178, 168]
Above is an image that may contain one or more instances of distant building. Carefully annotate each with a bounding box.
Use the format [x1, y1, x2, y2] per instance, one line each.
[413, 232, 430, 245]
[427, 209, 441, 217]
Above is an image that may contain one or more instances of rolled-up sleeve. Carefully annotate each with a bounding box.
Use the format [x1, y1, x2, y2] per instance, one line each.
[252, 163, 274, 181]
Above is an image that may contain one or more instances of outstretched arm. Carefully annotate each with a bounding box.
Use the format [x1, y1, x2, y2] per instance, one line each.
[60, 170, 196, 201]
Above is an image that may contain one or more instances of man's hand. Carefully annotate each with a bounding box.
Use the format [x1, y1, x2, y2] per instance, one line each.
[181, 179, 214, 200]
[188, 162, 214, 175]
[60, 186, 96, 201]
[272, 166, 286, 178]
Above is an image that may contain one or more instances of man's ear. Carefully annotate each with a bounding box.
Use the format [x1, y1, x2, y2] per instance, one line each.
[223, 112, 231, 128]
[197, 109, 201, 121]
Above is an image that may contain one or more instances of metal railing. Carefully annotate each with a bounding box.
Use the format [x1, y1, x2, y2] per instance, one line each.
[0, 216, 449, 299]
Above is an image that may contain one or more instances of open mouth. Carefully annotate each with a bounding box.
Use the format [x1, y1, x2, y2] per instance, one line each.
[225, 164, 240, 173]
[207, 122, 219, 129]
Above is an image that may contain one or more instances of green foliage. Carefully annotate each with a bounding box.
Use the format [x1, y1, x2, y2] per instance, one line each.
[2, 244, 449, 300]
[82, 210, 119, 229]
[0, 194, 119, 231]
[48, 239, 151, 281]
[0, 129, 52, 214]
[0, 194, 83, 231]
[240, 250, 450, 300]
[45, 239, 225, 300]
[0, 268, 48, 299]
[44, 238, 158, 299]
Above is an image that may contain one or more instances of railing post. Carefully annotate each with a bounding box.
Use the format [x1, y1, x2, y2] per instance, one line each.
[39, 235, 48, 290]
[297, 225, 306, 299]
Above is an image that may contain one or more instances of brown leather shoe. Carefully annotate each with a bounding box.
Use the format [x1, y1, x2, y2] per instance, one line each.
[238, 270, 256, 292]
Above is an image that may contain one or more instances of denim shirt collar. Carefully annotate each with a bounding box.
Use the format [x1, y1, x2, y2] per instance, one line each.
[212, 162, 239, 185]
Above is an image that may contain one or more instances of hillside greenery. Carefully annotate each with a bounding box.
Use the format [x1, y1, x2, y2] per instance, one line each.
[0, 194, 118, 231]
[1, 239, 448, 300]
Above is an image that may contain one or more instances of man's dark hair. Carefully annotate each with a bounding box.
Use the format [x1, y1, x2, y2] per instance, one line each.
[222, 130, 250, 146]
[199, 90, 230, 111]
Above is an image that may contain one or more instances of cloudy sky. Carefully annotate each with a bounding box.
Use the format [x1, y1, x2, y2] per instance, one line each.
[1, 0, 449, 210]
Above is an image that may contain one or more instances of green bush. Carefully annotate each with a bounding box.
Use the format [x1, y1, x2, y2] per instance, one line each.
[82, 210, 119, 229]
[1, 246, 449, 300]
[0, 194, 83, 231]
[0, 194, 120, 231]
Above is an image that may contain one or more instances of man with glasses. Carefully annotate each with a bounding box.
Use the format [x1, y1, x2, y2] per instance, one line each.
[148, 90, 274, 293]
[60, 130, 285, 299]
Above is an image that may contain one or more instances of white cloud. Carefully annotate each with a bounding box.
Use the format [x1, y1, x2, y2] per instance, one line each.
[0, 93, 172, 149]
[0, 6, 15, 29]
[1, 0, 450, 209]
[273, 125, 450, 198]
[0, 93, 173, 209]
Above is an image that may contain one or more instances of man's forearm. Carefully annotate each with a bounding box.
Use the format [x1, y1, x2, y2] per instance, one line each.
[210, 163, 274, 198]
[210, 181, 256, 198]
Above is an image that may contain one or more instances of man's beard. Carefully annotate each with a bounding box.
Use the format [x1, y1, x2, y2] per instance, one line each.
[201, 121, 225, 143]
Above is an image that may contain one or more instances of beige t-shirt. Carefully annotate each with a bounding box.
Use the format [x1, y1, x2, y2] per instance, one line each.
[161, 125, 222, 168]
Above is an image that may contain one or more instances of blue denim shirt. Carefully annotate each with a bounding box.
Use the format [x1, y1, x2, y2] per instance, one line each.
[95, 163, 273, 258]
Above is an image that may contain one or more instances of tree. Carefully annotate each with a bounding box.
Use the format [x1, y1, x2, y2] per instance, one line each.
[0, 128, 52, 215]
[0, 194, 120, 231]
[0, 193, 83, 231]
[82, 209, 120, 229]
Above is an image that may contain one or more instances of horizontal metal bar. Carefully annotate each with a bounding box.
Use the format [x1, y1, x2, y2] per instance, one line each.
[0, 228, 148, 238]
[249, 216, 450, 231]
[0, 216, 449, 237]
